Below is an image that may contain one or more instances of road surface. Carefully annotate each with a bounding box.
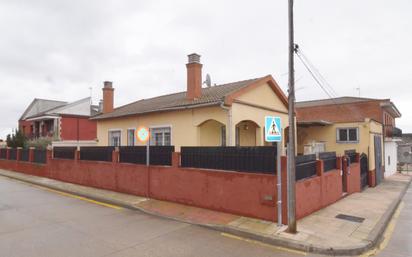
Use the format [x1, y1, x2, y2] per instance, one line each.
[0, 175, 410, 257]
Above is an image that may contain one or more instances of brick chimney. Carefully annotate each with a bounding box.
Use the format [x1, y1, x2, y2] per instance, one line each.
[102, 81, 114, 113]
[186, 53, 202, 100]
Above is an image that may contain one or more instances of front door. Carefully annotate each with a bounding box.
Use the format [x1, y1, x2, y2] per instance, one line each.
[374, 135, 383, 185]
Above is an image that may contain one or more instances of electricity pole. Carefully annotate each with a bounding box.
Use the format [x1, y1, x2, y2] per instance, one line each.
[287, 0, 297, 233]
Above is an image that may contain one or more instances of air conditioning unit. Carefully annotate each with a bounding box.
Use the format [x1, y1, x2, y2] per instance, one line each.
[304, 141, 326, 155]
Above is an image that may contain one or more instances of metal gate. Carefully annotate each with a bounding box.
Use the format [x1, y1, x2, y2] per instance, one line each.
[374, 135, 383, 185]
[360, 153, 368, 189]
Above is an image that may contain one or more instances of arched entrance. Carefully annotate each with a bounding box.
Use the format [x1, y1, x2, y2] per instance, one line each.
[198, 119, 226, 146]
[235, 120, 260, 146]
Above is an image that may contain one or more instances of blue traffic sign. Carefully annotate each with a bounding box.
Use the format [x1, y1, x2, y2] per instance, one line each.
[265, 116, 282, 142]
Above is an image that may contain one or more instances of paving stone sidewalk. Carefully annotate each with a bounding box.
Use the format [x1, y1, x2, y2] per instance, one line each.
[0, 168, 410, 256]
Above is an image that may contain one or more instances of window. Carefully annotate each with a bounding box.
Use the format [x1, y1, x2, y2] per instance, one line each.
[127, 129, 135, 146]
[337, 128, 359, 143]
[150, 127, 171, 146]
[108, 130, 121, 146]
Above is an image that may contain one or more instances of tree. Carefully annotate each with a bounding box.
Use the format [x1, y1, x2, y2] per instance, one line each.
[6, 129, 26, 148]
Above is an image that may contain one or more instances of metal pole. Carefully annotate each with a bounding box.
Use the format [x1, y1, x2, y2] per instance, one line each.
[287, 0, 297, 233]
[146, 140, 150, 166]
[277, 141, 282, 226]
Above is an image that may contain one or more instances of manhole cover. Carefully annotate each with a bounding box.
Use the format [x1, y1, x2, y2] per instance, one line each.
[335, 214, 365, 223]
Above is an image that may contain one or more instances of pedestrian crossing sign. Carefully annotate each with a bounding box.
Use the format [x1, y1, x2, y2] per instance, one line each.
[265, 116, 282, 142]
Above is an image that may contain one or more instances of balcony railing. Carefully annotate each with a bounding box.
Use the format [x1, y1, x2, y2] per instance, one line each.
[384, 125, 402, 138]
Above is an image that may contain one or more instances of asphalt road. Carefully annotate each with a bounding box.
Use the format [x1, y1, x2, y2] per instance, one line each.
[0, 175, 410, 257]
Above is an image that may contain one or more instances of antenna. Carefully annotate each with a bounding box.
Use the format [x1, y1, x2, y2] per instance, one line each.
[89, 87, 93, 104]
[203, 74, 212, 87]
[355, 87, 360, 97]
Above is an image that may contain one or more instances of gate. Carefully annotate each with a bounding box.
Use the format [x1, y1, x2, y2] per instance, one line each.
[374, 135, 383, 185]
[360, 153, 368, 189]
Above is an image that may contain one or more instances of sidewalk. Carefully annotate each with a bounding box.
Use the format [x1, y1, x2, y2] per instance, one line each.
[0, 168, 410, 256]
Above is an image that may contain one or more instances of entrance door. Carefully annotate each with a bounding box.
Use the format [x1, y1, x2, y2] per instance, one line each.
[374, 135, 383, 185]
[360, 153, 368, 189]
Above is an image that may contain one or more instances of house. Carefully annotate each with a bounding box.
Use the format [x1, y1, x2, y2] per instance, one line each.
[19, 97, 99, 146]
[296, 97, 402, 182]
[91, 53, 289, 152]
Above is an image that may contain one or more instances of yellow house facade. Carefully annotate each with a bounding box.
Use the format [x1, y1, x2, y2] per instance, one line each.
[92, 54, 289, 153]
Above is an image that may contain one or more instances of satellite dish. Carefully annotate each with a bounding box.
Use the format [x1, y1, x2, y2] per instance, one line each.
[203, 74, 212, 88]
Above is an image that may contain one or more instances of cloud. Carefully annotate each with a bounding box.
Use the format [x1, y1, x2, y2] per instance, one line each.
[0, 0, 411, 138]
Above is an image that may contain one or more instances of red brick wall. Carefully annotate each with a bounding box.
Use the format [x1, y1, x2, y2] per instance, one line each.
[0, 150, 362, 223]
[18, 120, 33, 137]
[60, 116, 97, 140]
[297, 100, 384, 123]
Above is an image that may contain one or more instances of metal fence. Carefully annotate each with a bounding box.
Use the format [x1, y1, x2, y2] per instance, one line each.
[119, 146, 175, 166]
[181, 146, 277, 174]
[9, 148, 17, 160]
[345, 149, 357, 163]
[53, 147, 77, 160]
[21, 149, 30, 162]
[319, 152, 337, 172]
[296, 154, 317, 181]
[80, 147, 114, 162]
[0, 149, 6, 159]
[33, 149, 47, 164]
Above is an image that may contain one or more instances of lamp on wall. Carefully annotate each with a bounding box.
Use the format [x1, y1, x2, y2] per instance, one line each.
[244, 124, 249, 130]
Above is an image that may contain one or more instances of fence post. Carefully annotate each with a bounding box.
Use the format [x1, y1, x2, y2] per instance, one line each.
[172, 152, 181, 168]
[6, 147, 10, 160]
[316, 159, 324, 177]
[112, 147, 119, 163]
[75, 149, 80, 162]
[16, 147, 22, 162]
[336, 156, 342, 170]
[355, 153, 360, 163]
[29, 147, 35, 162]
[46, 149, 52, 164]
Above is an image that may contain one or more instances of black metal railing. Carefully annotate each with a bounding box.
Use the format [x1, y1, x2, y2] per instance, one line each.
[9, 148, 17, 160]
[21, 149, 30, 162]
[319, 152, 337, 172]
[360, 153, 368, 188]
[33, 149, 47, 164]
[80, 147, 114, 162]
[53, 147, 77, 160]
[181, 146, 277, 174]
[345, 149, 357, 163]
[119, 146, 175, 166]
[296, 154, 317, 181]
[0, 149, 6, 159]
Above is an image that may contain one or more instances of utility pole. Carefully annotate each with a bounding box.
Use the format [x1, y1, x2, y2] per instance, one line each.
[287, 0, 297, 234]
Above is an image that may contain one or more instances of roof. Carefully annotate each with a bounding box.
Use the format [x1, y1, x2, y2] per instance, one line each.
[92, 75, 288, 120]
[296, 96, 401, 124]
[26, 97, 97, 120]
[19, 98, 67, 120]
[295, 96, 386, 108]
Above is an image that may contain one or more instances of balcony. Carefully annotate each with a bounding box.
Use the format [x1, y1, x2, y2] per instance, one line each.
[384, 125, 402, 138]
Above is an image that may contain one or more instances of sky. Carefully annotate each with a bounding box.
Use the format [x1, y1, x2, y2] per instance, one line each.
[0, 0, 411, 138]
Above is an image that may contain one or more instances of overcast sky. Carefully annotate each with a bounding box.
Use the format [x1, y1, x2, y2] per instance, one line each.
[0, 0, 411, 138]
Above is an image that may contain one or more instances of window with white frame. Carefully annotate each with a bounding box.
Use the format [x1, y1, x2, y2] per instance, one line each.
[150, 127, 171, 146]
[127, 129, 135, 146]
[337, 128, 359, 143]
[108, 130, 121, 146]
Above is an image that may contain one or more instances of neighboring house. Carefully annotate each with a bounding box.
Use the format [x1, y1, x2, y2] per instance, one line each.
[19, 97, 99, 146]
[91, 53, 289, 152]
[296, 97, 402, 182]
[0, 140, 5, 148]
[398, 133, 412, 170]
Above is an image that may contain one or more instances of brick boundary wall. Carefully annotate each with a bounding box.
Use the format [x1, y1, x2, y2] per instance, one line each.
[0, 148, 361, 223]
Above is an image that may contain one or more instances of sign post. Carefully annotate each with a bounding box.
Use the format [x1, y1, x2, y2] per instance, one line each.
[137, 127, 150, 166]
[265, 116, 282, 227]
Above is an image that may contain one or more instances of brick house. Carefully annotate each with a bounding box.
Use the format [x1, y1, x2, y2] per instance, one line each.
[296, 97, 402, 184]
[19, 97, 99, 146]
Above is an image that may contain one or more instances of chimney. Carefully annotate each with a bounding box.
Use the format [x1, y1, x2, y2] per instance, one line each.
[102, 81, 114, 113]
[186, 53, 202, 100]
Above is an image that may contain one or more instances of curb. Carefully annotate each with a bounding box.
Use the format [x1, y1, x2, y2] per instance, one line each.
[0, 171, 410, 256]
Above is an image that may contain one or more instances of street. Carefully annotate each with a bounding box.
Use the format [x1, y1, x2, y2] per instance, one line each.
[0, 175, 410, 257]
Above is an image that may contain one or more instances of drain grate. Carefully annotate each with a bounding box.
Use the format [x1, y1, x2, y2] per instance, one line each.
[335, 214, 365, 223]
